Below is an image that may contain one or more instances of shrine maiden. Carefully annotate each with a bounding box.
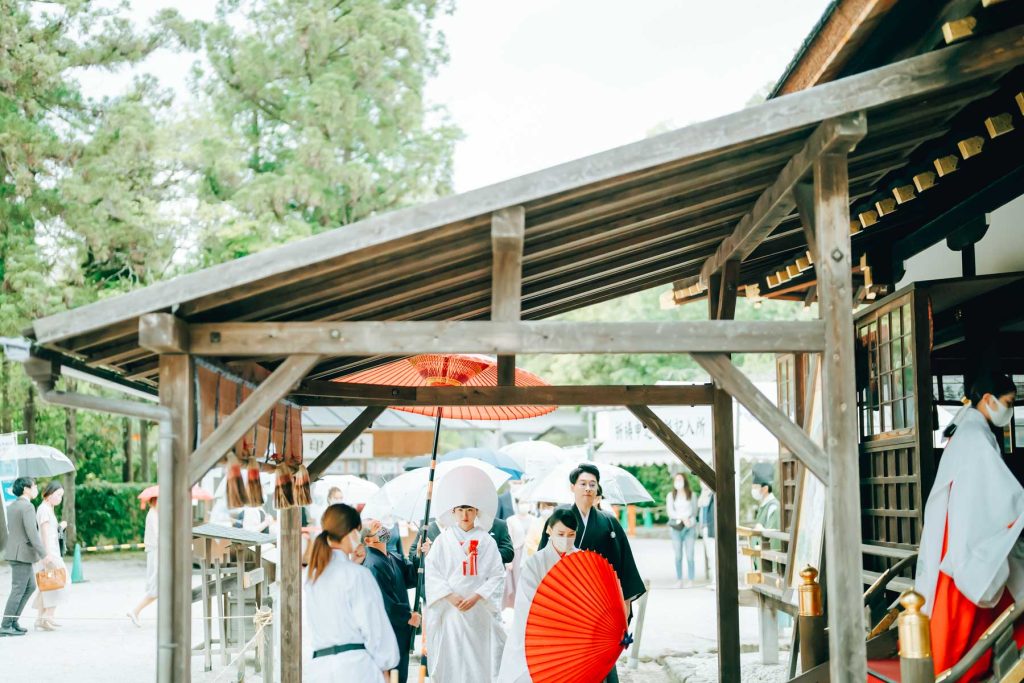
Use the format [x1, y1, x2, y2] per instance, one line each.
[424, 466, 506, 683]
[304, 503, 399, 682]
[498, 508, 579, 683]
[916, 373, 1024, 679]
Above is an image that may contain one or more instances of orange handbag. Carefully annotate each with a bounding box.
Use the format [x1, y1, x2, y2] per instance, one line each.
[36, 566, 67, 592]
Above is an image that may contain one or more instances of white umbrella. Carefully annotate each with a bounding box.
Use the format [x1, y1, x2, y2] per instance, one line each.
[499, 440, 574, 480]
[518, 462, 653, 505]
[0, 444, 75, 478]
[362, 458, 510, 525]
[313, 475, 380, 505]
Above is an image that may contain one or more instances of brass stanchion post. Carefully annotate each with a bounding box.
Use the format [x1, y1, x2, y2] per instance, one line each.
[898, 591, 934, 683]
[798, 566, 829, 672]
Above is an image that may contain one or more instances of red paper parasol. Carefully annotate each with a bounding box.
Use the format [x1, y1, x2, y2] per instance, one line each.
[526, 551, 630, 683]
[138, 484, 213, 509]
[333, 353, 555, 420]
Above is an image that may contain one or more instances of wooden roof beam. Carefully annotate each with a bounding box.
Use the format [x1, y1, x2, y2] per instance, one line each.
[186, 320, 826, 356]
[696, 112, 867, 290]
[292, 382, 715, 407]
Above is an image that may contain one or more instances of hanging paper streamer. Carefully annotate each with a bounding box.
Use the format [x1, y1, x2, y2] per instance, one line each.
[288, 405, 311, 507]
[274, 462, 295, 510]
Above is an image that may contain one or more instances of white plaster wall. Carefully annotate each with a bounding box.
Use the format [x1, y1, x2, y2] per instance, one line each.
[896, 193, 1024, 287]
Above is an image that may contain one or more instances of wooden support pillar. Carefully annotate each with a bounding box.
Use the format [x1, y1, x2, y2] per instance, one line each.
[492, 206, 524, 386]
[709, 265, 741, 682]
[814, 150, 867, 682]
[279, 506, 302, 683]
[712, 383, 740, 682]
[157, 350, 195, 683]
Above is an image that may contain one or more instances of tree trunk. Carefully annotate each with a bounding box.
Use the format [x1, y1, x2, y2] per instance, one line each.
[1, 359, 11, 433]
[122, 416, 133, 482]
[139, 419, 150, 482]
[23, 383, 36, 443]
[63, 378, 78, 549]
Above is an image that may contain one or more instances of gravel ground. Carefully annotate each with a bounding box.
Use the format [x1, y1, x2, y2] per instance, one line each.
[664, 651, 787, 683]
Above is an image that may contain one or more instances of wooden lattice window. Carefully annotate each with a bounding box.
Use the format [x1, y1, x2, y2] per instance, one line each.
[858, 301, 915, 439]
[860, 442, 921, 553]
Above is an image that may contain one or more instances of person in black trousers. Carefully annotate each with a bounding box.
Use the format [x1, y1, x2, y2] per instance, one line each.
[360, 518, 419, 683]
[2, 477, 45, 637]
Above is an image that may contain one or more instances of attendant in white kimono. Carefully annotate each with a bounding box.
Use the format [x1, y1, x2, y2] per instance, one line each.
[305, 503, 399, 683]
[498, 507, 579, 683]
[424, 465, 506, 683]
[916, 373, 1024, 680]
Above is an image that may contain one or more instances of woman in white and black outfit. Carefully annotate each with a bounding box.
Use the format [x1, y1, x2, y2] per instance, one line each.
[33, 481, 68, 630]
[666, 473, 698, 587]
[305, 503, 398, 682]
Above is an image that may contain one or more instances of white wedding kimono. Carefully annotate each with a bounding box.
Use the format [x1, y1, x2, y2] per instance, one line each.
[916, 408, 1024, 613]
[498, 543, 573, 683]
[425, 524, 506, 682]
[304, 550, 399, 682]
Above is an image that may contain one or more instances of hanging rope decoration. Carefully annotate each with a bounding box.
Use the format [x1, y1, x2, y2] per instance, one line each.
[243, 383, 264, 508]
[273, 405, 296, 510]
[221, 375, 247, 510]
[289, 405, 312, 507]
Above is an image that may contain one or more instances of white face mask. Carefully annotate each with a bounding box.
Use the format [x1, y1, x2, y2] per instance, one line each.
[988, 396, 1014, 428]
[551, 535, 574, 553]
[674, 480, 685, 491]
[751, 486, 764, 502]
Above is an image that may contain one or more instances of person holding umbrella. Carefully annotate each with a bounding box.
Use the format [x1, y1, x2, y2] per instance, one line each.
[538, 463, 645, 683]
[127, 496, 159, 626]
[424, 466, 506, 682]
[498, 507, 579, 682]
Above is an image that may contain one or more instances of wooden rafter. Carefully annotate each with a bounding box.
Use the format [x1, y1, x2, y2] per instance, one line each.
[627, 405, 717, 492]
[292, 382, 715, 407]
[307, 406, 386, 480]
[30, 25, 1024, 348]
[693, 112, 867, 290]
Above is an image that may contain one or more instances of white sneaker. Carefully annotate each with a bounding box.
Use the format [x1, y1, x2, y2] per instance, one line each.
[127, 611, 141, 628]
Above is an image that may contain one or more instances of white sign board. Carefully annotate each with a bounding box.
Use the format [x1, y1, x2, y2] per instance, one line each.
[1, 432, 21, 505]
[303, 432, 373, 461]
[597, 406, 713, 452]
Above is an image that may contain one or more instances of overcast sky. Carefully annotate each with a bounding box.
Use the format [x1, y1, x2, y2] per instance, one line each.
[84, 0, 831, 192]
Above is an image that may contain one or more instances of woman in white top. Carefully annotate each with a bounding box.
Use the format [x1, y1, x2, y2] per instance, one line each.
[498, 507, 579, 683]
[666, 473, 698, 587]
[33, 481, 68, 630]
[305, 503, 399, 682]
[128, 498, 159, 626]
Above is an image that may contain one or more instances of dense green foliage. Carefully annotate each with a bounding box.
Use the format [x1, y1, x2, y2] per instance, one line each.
[0, 1, 461, 503]
[71, 481, 152, 546]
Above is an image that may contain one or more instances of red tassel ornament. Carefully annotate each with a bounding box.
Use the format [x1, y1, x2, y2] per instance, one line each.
[225, 451, 246, 509]
[274, 462, 295, 510]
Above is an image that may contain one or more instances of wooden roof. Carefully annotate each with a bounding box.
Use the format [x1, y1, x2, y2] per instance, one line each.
[29, 25, 1024, 387]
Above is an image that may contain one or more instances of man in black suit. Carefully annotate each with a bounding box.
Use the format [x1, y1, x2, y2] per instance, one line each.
[360, 518, 419, 683]
[539, 463, 645, 682]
